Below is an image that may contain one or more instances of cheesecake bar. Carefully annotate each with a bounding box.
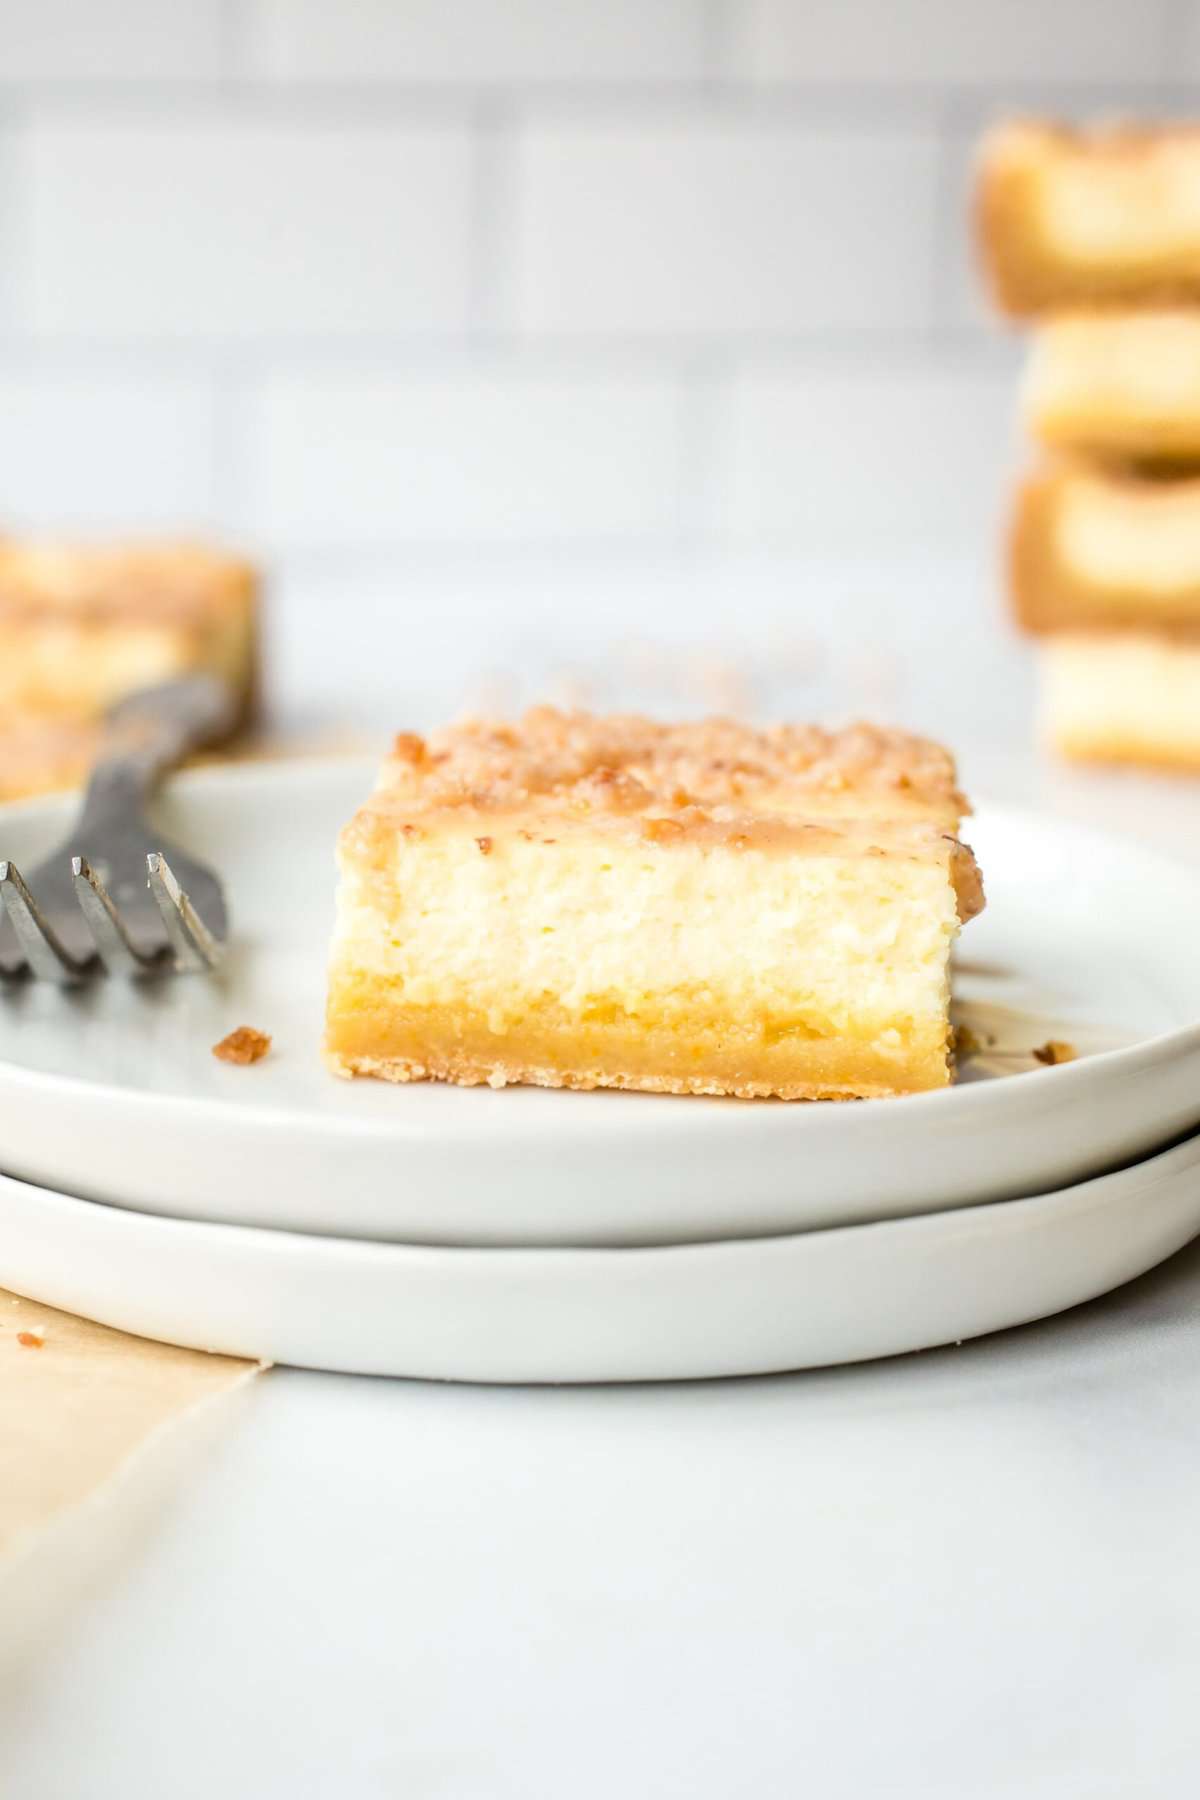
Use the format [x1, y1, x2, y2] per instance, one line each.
[0, 539, 259, 801]
[1037, 632, 1200, 770]
[325, 711, 984, 1101]
[1011, 463, 1200, 635]
[0, 540, 258, 724]
[0, 715, 103, 804]
[977, 122, 1200, 316]
[1023, 312, 1200, 465]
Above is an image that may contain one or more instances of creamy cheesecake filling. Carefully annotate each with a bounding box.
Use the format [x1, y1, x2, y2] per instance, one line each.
[1039, 634, 1200, 768]
[331, 831, 960, 1031]
[1058, 476, 1200, 597]
[0, 620, 220, 717]
[1024, 313, 1200, 458]
[1012, 467, 1200, 634]
[1039, 150, 1200, 266]
[0, 715, 103, 803]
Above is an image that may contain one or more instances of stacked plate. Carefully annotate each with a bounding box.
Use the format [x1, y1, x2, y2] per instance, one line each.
[2, 761, 1200, 1383]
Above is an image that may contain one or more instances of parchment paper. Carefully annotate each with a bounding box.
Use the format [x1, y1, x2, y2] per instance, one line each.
[0, 1287, 260, 1566]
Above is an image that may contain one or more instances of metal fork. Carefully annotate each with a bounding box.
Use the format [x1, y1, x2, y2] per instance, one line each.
[0, 674, 237, 984]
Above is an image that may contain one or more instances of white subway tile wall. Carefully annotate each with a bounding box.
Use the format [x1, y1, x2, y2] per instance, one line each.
[19, 116, 475, 337]
[244, 0, 709, 85]
[0, 0, 1188, 737]
[731, 0, 1176, 87]
[717, 355, 1020, 543]
[0, 365, 219, 527]
[246, 363, 687, 546]
[0, 0, 226, 83]
[509, 119, 941, 334]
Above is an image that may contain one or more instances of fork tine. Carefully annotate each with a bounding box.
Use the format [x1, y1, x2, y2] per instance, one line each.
[0, 861, 92, 984]
[0, 899, 22, 981]
[72, 856, 157, 976]
[147, 852, 224, 973]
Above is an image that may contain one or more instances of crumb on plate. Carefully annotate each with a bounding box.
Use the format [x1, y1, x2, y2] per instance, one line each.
[1033, 1038, 1078, 1066]
[213, 1025, 272, 1066]
[952, 1024, 983, 1058]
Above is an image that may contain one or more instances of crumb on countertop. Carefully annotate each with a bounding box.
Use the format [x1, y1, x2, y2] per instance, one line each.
[16, 1330, 44, 1348]
[213, 1025, 272, 1066]
[1033, 1039, 1078, 1066]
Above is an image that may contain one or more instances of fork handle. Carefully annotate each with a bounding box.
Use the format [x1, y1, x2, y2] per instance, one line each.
[76, 675, 238, 826]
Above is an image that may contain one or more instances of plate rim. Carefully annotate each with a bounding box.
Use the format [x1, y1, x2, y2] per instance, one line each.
[4, 1116, 1200, 1258]
[0, 756, 1198, 1145]
[2, 1128, 1198, 1382]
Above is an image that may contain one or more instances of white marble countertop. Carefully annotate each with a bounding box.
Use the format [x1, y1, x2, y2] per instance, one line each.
[4, 726, 1200, 1797]
[4, 1260, 1199, 1799]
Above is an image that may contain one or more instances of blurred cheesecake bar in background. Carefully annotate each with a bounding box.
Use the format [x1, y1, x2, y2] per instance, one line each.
[1023, 313, 1200, 464]
[1037, 635, 1200, 770]
[1014, 464, 1200, 767]
[326, 710, 984, 1101]
[0, 541, 258, 722]
[977, 117, 1200, 772]
[1011, 465, 1200, 635]
[0, 715, 103, 804]
[978, 122, 1200, 316]
[0, 540, 259, 801]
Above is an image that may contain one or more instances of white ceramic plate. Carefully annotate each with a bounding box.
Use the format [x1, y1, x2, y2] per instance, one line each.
[2, 760, 1200, 1248]
[2, 1132, 1199, 1382]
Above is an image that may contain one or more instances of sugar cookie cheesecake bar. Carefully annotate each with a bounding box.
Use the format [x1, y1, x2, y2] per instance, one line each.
[0, 541, 258, 724]
[325, 711, 984, 1100]
[1012, 464, 1200, 635]
[0, 539, 259, 801]
[1023, 312, 1200, 464]
[977, 122, 1200, 315]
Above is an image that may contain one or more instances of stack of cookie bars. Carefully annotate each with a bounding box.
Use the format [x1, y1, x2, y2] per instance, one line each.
[978, 121, 1200, 771]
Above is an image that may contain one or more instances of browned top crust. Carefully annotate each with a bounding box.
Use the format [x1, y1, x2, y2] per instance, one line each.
[344, 711, 983, 923]
[1009, 463, 1200, 640]
[376, 709, 966, 824]
[0, 540, 257, 627]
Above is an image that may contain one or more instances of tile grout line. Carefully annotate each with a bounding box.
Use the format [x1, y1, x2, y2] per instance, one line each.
[216, 0, 253, 83]
[0, 88, 37, 339]
[0, 95, 16, 335]
[0, 328, 1021, 365]
[927, 94, 972, 346]
[210, 358, 255, 539]
[675, 353, 733, 547]
[467, 97, 515, 339]
[0, 77, 1179, 119]
[700, 0, 737, 86]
